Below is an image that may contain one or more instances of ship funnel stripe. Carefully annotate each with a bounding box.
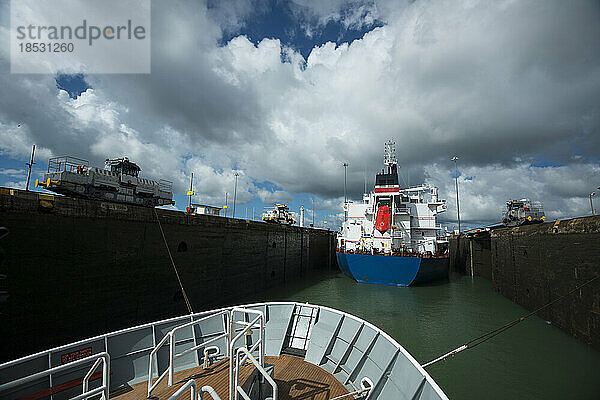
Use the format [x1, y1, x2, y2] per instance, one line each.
[375, 187, 399, 193]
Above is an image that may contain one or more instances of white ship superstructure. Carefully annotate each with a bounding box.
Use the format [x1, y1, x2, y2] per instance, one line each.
[340, 140, 447, 255]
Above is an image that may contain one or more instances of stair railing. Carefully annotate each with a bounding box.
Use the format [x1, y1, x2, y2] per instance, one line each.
[233, 347, 276, 400]
[228, 308, 265, 400]
[82, 354, 111, 399]
[167, 379, 222, 400]
[148, 310, 230, 398]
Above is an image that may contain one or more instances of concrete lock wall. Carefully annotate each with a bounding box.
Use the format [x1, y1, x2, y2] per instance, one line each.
[451, 216, 600, 352]
[449, 232, 492, 279]
[0, 188, 337, 362]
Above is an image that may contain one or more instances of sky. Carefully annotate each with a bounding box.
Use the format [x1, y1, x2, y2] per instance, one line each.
[1, 0, 599, 230]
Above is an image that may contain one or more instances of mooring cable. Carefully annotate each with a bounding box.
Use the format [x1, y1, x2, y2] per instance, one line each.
[153, 208, 194, 314]
[421, 274, 600, 368]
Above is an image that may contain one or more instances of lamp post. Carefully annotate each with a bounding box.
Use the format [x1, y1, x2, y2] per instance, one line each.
[224, 192, 228, 217]
[312, 198, 315, 227]
[591, 192, 597, 216]
[233, 172, 239, 218]
[25, 144, 36, 191]
[187, 172, 194, 211]
[451, 156, 461, 233]
[343, 162, 348, 222]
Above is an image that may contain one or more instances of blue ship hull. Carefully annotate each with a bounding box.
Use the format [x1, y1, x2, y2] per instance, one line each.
[336, 252, 449, 287]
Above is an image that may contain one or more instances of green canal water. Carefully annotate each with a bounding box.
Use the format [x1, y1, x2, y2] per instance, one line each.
[246, 272, 600, 400]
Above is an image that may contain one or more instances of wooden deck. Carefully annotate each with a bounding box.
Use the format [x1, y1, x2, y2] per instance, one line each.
[114, 355, 349, 400]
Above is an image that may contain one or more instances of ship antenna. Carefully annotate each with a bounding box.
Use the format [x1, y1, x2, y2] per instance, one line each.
[384, 139, 397, 173]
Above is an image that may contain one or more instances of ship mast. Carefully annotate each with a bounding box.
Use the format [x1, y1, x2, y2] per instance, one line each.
[383, 139, 397, 174]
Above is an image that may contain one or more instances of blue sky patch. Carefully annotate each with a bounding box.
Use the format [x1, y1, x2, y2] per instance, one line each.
[55, 73, 91, 99]
[211, 0, 384, 59]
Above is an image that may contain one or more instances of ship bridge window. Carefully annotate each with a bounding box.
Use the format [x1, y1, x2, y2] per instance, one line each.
[114, 165, 139, 176]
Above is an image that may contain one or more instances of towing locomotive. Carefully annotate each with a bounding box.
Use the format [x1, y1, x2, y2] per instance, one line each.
[36, 156, 174, 207]
[261, 203, 296, 225]
[502, 198, 545, 227]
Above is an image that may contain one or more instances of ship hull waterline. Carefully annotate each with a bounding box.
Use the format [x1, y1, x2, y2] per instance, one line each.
[336, 252, 449, 286]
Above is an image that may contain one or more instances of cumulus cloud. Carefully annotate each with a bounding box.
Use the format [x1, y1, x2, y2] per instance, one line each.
[254, 187, 294, 204]
[1, 0, 599, 227]
[0, 168, 26, 178]
[426, 161, 600, 226]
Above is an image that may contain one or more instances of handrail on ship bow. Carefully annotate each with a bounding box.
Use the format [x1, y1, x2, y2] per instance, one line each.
[228, 308, 265, 400]
[0, 352, 110, 400]
[168, 379, 222, 400]
[147, 307, 266, 400]
[233, 347, 277, 400]
[148, 310, 231, 398]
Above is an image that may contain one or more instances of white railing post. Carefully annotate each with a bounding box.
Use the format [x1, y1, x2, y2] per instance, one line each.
[260, 316, 265, 367]
[82, 354, 110, 400]
[228, 311, 234, 358]
[82, 358, 101, 396]
[168, 332, 175, 386]
[234, 352, 240, 400]
[102, 352, 110, 400]
[147, 333, 172, 397]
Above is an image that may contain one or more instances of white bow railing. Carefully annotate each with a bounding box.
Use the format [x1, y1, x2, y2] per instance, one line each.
[0, 352, 110, 400]
[148, 310, 230, 398]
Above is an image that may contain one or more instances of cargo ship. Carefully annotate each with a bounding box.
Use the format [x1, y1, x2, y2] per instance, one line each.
[337, 140, 449, 286]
